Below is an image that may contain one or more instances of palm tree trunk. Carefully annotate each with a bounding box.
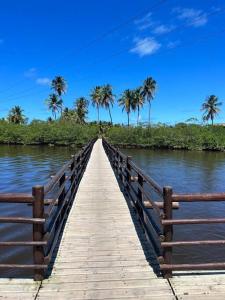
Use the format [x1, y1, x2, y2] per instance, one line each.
[212, 117, 214, 126]
[128, 113, 130, 127]
[108, 107, 112, 124]
[137, 106, 139, 126]
[148, 101, 151, 126]
[97, 105, 99, 123]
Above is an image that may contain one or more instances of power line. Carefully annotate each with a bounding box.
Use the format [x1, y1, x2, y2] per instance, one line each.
[0, 0, 168, 96]
[2, 2, 223, 100]
[1, 3, 224, 104]
[1, 26, 224, 107]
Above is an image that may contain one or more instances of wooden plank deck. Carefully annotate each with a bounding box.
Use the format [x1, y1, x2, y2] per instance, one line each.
[38, 138, 174, 299]
[1, 139, 225, 299]
[169, 272, 225, 299]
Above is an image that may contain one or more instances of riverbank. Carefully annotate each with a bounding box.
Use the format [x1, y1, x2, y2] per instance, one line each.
[1, 121, 225, 151]
[0, 120, 98, 146]
[104, 124, 225, 151]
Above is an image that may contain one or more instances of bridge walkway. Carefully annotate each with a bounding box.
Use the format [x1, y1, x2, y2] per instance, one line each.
[37, 138, 174, 299]
[1, 139, 225, 299]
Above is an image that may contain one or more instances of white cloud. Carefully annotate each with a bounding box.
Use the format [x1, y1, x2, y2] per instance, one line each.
[134, 12, 154, 30]
[24, 68, 37, 78]
[167, 40, 180, 49]
[130, 37, 161, 57]
[173, 7, 208, 27]
[36, 77, 51, 86]
[152, 24, 175, 35]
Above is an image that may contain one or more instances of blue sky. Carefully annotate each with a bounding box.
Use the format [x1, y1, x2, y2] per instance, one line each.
[0, 0, 224, 125]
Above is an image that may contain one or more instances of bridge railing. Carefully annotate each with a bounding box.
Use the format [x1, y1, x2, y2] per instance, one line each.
[102, 138, 166, 263]
[102, 138, 225, 278]
[0, 138, 96, 280]
[160, 190, 225, 277]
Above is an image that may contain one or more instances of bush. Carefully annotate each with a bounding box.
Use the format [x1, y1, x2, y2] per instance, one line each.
[104, 124, 225, 151]
[0, 120, 98, 145]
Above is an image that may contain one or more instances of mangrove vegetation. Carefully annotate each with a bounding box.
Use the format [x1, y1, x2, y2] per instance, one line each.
[1, 75, 224, 150]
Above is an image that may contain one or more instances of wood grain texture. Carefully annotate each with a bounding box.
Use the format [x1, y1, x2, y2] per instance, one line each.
[38, 139, 173, 299]
[1, 139, 224, 299]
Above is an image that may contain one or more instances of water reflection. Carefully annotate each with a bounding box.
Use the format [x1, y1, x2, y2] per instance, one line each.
[0, 145, 77, 277]
[123, 148, 225, 264]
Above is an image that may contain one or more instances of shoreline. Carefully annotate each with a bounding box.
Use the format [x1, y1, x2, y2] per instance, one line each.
[108, 142, 225, 152]
[0, 141, 225, 152]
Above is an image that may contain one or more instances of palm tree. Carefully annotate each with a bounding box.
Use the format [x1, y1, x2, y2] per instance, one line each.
[46, 94, 63, 119]
[142, 77, 156, 126]
[133, 87, 144, 125]
[74, 97, 89, 124]
[201, 95, 222, 125]
[8, 106, 26, 124]
[101, 84, 114, 124]
[90, 86, 102, 123]
[118, 89, 135, 127]
[51, 76, 67, 97]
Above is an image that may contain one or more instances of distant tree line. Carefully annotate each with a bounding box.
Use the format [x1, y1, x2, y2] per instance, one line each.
[4, 75, 223, 127]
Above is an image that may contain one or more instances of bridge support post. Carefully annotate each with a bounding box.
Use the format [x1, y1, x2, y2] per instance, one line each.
[32, 185, 45, 281]
[163, 186, 173, 278]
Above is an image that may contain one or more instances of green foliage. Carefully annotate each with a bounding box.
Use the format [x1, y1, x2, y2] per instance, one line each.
[51, 76, 67, 97]
[7, 106, 27, 124]
[61, 107, 79, 123]
[104, 124, 225, 151]
[74, 97, 89, 124]
[0, 120, 98, 145]
[46, 94, 63, 119]
[201, 95, 222, 125]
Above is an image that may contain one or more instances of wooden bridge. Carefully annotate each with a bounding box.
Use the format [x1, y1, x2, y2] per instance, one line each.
[1, 138, 225, 299]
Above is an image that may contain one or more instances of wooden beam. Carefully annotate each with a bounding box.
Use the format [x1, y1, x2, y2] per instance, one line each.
[162, 218, 225, 225]
[144, 201, 179, 209]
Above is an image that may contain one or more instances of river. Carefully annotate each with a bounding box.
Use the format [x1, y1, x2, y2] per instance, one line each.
[123, 148, 225, 265]
[0, 145, 225, 277]
[0, 145, 76, 277]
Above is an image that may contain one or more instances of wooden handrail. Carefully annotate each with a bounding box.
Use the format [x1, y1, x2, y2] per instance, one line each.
[0, 193, 33, 203]
[44, 159, 72, 195]
[0, 217, 45, 224]
[102, 137, 225, 278]
[0, 137, 96, 281]
[172, 193, 225, 202]
[162, 240, 225, 247]
[102, 137, 164, 259]
[162, 218, 225, 225]
[160, 262, 225, 271]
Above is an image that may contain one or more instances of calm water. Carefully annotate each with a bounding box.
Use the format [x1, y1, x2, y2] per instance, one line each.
[1, 145, 225, 277]
[123, 148, 225, 264]
[0, 145, 76, 277]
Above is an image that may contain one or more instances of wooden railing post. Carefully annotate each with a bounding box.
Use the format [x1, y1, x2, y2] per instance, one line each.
[80, 147, 85, 171]
[59, 173, 66, 206]
[116, 149, 119, 173]
[137, 174, 144, 220]
[119, 156, 124, 183]
[163, 186, 173, 278]
[32, 185, 45, 281]
[70, 155, 75, 198]
[126, 156, 132, 190]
